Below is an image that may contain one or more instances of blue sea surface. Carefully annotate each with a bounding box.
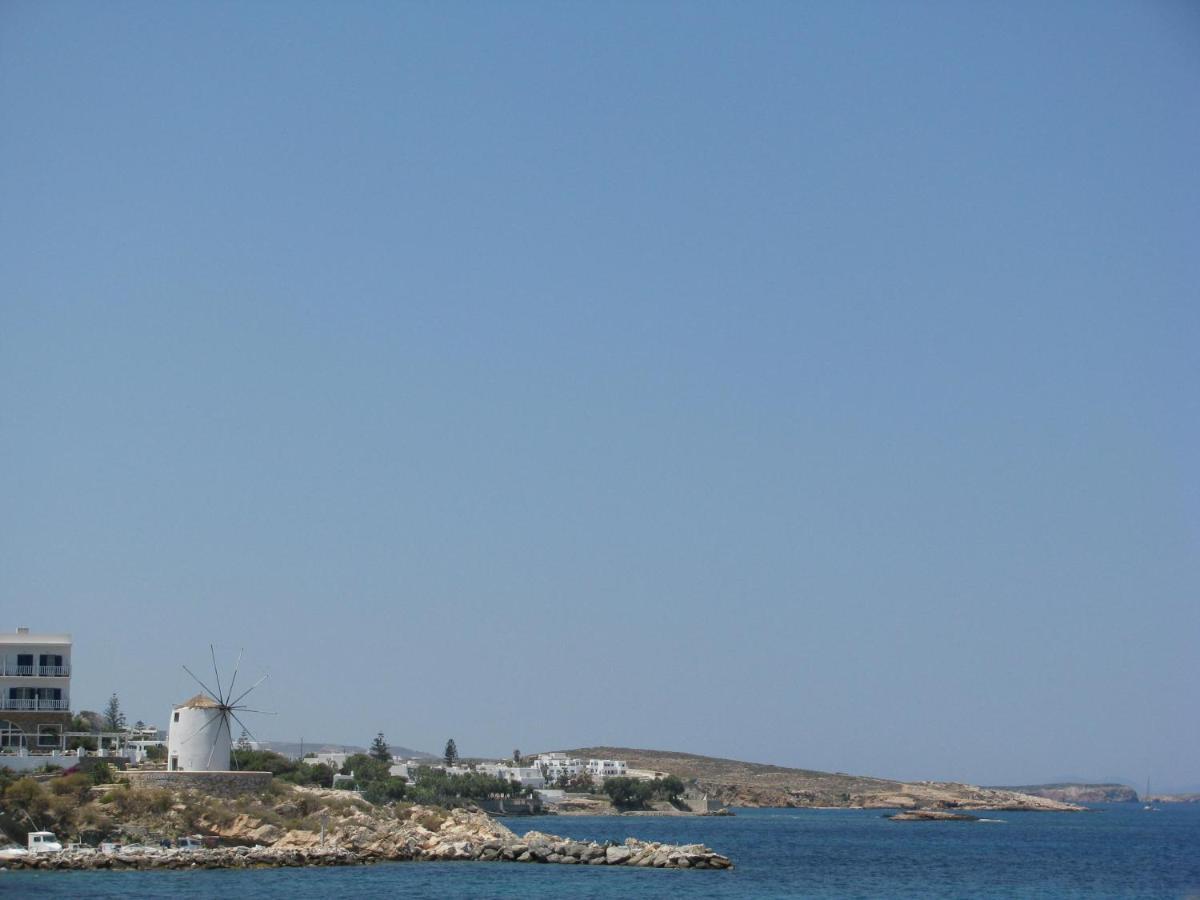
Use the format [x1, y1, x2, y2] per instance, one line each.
[3, 805, 1198, 898]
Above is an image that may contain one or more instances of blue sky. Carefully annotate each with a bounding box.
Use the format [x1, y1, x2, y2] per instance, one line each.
[2, 1, 1197, 789]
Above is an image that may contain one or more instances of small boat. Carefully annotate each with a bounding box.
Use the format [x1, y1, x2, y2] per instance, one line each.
[1143, 778, 1160, 811]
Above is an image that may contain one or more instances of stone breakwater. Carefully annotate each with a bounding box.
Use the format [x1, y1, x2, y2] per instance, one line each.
[2, 807, 733, 872]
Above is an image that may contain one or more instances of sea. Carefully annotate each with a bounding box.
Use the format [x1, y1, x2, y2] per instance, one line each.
[3, 804, 1198, 898]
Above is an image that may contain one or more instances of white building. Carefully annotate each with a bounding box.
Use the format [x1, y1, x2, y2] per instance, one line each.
[531, 753, 628, 783]
[534, 753, 584, 782]
[477, 763, 546, 789]
[585, 758, 627, 779]
[312, 751, 351, 770]
[0, 627, 72, 751]
[389, 762, 414, 781]
[166, 694, 231, 771]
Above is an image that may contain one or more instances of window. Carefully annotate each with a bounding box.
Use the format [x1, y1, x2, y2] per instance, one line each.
[0, 719, 26, 749]
[173, 711, 180, 723]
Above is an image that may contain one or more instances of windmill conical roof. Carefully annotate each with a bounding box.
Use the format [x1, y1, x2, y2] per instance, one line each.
[176, 693, 221, 709]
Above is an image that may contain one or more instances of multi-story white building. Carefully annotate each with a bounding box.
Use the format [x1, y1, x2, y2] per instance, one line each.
[585, 758, 627, 779]
[531, 753, 628, 784]
[477, 763, 546, 789]
[534, 752, 584, 782]
[0, 627, 72, 751]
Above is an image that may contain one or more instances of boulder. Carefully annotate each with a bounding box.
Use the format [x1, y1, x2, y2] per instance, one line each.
[605, 846, 633, 865]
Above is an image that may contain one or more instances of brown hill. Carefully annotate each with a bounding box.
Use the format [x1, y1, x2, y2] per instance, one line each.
[563, 747, 1082, 811]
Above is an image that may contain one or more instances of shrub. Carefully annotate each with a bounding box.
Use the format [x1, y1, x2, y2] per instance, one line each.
[110, 786, 172, 817]
[410, 808, 448, 832]
[49, 772, 94, 802]
[363, 777, 407, 805]
[230, 749, 335, 788]
[4, 777, 49, 818]
[90, 762, 116, 785]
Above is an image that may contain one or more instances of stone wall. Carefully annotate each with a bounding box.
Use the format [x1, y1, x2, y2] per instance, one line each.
[681, 787, 722, 813]
[122, 770, 271, 797]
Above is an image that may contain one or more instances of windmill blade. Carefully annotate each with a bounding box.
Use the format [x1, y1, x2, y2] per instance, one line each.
[228, 707, 277, 716]
[181, 664, 221, 703]
[228, 710, 262, 749]
[210, 645, 225, 705]
[179, 711, 223, 745]
[226, 648, 244, 709]
[206, 712, 232, 770]
[228, 672, 269, 709]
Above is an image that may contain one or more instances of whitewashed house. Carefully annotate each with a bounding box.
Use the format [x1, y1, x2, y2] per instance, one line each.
[312, 751, 351, 770]
[586, 758, 628, 779]
[534, 752, 584, 782]
[477, 763, 546, 789]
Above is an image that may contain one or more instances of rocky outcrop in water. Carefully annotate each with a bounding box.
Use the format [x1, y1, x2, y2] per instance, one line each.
[887, 809, 980, 822]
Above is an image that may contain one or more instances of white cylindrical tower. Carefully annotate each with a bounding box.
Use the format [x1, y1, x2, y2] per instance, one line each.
[166, 694, 231, 771]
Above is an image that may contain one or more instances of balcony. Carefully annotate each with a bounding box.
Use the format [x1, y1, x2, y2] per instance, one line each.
[0, 698, 70, 711]
[0, 664, 70, 677]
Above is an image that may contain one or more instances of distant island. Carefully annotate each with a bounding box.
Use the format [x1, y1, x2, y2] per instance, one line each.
[563, 747, 1083, 812]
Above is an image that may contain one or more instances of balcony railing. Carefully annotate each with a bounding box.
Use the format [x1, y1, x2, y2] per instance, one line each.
[0, 698, 70, 711]
[0, 664, 70, 677]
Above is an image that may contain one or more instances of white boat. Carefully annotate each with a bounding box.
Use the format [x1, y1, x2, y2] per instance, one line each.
[1143, 778, 1160, 811]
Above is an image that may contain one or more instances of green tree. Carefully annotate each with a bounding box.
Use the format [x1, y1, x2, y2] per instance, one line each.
[652, 775, 686, 802]
[102, 694, 126, 732]
[362, 777, 407, 805]
[443, 738, 459, 767]
[341, 753, 391, 785]
[370, 732, 391, 762]
[404, 766, 517, 806]
[603, 776, 653, 809]
[513, 749, 522, 765]
[559, 772, 596, 793]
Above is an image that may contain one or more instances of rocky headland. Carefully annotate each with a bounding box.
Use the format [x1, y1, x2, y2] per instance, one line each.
[989, 783, 1139, 804]
[0, 784, 731, 873]
[564, 747, 1084, 812]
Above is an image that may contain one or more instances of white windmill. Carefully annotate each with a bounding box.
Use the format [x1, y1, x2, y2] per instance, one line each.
[166, 647, 270, 772]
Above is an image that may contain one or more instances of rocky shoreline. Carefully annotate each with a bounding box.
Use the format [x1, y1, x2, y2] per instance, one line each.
[1, 806, 732, 873]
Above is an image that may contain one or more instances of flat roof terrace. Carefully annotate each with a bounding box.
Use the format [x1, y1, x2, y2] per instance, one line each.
[0, 628, 71, 645]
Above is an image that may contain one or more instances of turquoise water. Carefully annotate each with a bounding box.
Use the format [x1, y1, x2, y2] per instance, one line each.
[3, 805, 1198, 898]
